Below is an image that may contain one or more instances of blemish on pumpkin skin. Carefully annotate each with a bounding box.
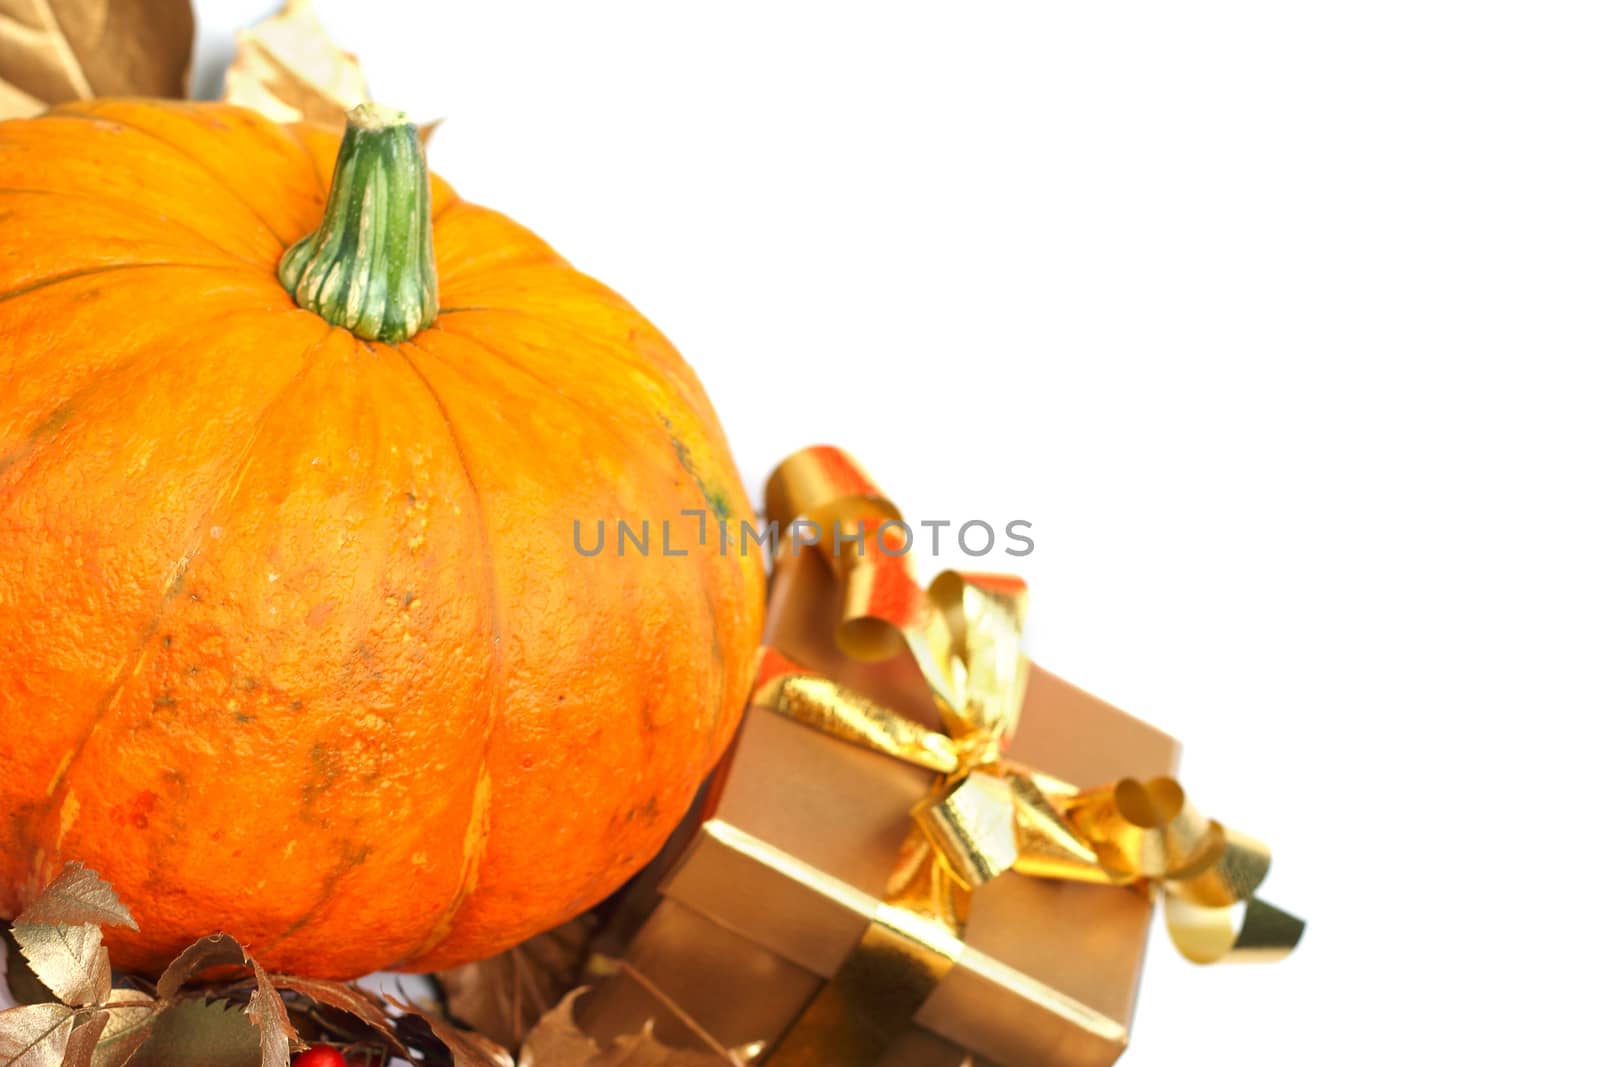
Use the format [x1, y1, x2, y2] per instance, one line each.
[258, 841, 370, 949]
[301, 743, 341, 813]
[624, 796, 660, 827]
[661, 415, 734, 522]
[109, 791, 158, 833]
[0, 401, 74, 478]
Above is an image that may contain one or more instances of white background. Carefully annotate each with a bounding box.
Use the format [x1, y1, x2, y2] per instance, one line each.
[199, 3, 1600, 1064]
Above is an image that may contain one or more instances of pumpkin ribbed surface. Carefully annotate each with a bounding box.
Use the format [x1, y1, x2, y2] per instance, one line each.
[0, 100, 764, 977]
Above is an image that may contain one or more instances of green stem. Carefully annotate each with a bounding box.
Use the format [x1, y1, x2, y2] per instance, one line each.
[279, 103, 438, 343]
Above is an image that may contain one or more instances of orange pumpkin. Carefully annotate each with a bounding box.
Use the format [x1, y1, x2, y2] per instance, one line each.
[0, 100, 764, 977]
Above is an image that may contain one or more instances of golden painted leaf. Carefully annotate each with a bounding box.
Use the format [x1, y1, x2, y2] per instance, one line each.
[89, 990, 158, 1067]
[11, 919, 111, 1007]
[0, 0, 193, 118]
[222, 0, 366, 129]
[16, 863, 137, 931]
[0, 1001, 74, 1067]
[150, 934, 298, 1065]
[4, 931, 54, 1008]
[437, 914, 598, 1051]
[60, 1009, 108, 1067]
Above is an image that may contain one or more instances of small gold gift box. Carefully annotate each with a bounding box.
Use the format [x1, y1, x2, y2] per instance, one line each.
[583, 447, 1299, 1066]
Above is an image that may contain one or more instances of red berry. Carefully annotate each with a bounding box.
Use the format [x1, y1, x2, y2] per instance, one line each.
[293, 1046, 346, 1067]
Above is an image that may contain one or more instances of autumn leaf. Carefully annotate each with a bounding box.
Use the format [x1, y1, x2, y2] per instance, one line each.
[87, 990, 158, 1067]
[516, 991, 598, 1067]
[419, 1013, 513, 1067]
[16, 863, 136, 932]
[155, 934, 250, 1000]
[437, 915, 598, 1051]
[221, 0, 440, 144]
[3, 932, 54, 1009]
[516, 985, 737, 1067]
[0, 1001, 74, 1067]
[8, 862, 128, 1008]
[11, 919, 111, 1007]
[243, 957, 296, 1067]
[152, 934, 299, 1065]
[222, 0, 366, 129]
[0, 0, 193, 119]
[384, 993, 511, 1067]
[270, 975, 407, 1057]
[59, 1009, 108, 1067]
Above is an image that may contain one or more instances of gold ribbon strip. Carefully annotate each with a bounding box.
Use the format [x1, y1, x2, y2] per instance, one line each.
[756, 446, 1303, 1066]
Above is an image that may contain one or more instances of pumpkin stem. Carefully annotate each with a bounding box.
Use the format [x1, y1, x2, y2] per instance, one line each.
[279, 103, 438, 343]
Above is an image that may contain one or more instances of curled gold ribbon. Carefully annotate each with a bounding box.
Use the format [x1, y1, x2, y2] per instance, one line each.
[757, 446, 1303, 1065]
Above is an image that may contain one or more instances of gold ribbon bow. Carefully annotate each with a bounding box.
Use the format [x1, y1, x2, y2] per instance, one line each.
[755, 446, 1303, 1066]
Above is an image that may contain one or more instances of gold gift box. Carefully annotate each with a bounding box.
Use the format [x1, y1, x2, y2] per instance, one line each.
[582, 546, 1180, 1066]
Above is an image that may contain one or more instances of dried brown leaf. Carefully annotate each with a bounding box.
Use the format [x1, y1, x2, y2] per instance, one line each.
[220, 1, 441, 145]
[60, 1008, 108, 1067]
[222, 0, 366, 129]
[270, 975, 406, 1056]
[516, 991, 598, 1067]
[422, 1014, 513, 1067]
[515, 989, 732, 1067]
[150, 935, 298, 1064]
[0, 0, 193, 118]
[384, 993, 511, 1067]
[0, 1001, 74, 1066]
[12, 920, 110, 1007]
[156, 933, 259, 1001]
[244, 957, 296, 1067]
[16, 863, 136, 931]
[89, 991, 158, 1067]
[437, 915, 598, 1051]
